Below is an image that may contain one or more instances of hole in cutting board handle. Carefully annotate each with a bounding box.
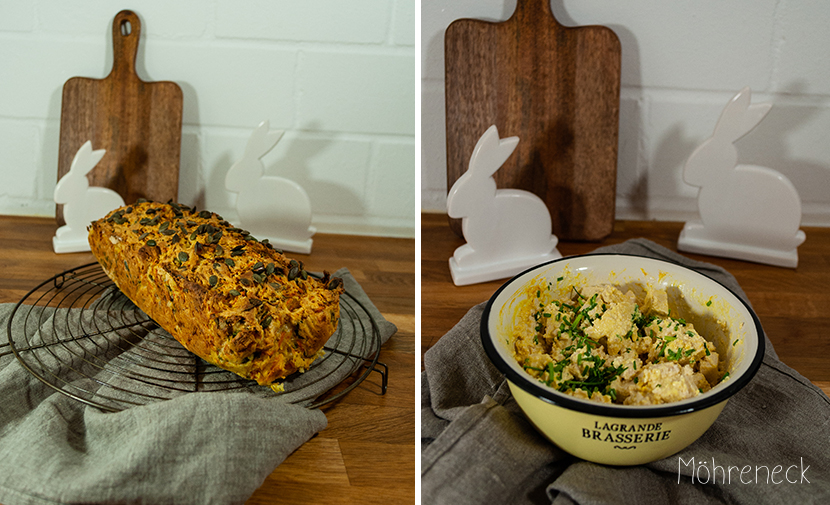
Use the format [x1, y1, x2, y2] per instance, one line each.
[120, 20, 132, 36]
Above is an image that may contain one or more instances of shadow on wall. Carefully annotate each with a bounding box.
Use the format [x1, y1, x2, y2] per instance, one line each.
[204, 122, 365, 224]
[737, 81, 830, 213]
[177, 81, 203, 210]
[264, 123, 365, 219]
[609, 23, 646, 218]
[650, 123, 704, 204]
[206, 151, 233, 213]
[44, 87, 64, 209]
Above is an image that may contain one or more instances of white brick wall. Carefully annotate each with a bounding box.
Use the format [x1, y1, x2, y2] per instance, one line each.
[422, 0, 830, 226]
[0, 0, 415, 238]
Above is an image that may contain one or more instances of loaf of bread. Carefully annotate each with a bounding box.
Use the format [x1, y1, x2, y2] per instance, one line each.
[88, 200, 344, 387]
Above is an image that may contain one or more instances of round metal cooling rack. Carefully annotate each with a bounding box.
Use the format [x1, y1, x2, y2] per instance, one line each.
[2, 262, 387, 412]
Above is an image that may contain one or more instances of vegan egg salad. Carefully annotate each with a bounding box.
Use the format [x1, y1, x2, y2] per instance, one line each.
[514, 283, 726, 405]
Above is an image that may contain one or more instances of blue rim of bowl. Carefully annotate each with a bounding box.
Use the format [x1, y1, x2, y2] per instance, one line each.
[480, 253, 766, 419]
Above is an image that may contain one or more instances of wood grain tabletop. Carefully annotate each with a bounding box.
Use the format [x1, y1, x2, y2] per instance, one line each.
[421, 212, 830, 398]
[0, 215, 415, 505]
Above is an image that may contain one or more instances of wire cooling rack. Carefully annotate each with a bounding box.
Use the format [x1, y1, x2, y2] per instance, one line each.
[2, 262, 387, 412]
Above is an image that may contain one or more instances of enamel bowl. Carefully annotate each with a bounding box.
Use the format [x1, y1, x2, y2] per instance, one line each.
[481, 254, 764, 465]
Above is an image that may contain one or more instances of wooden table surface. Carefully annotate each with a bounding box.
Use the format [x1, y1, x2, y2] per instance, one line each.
[421, 212, 830, 398]
[0, 215, 415, 505]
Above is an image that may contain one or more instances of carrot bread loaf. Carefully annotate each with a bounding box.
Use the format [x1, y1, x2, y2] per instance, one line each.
[88, 201, 344, 386]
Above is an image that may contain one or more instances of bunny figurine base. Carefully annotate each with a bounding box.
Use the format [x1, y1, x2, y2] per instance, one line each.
[53, 232, 94, 254]
[449, 248, 562, 286]
[52, 141, 125, 254]
[447, 125, 562, 286]
[226, 120, 315, 255]
[269, 236, 313, 255]
[678, 221, 802, 268]
[678, 87, 805, 269]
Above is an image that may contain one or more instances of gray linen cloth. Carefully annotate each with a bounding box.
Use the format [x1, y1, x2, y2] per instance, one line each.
[422, 239, 830, 504]
[0, 268, 396, 505]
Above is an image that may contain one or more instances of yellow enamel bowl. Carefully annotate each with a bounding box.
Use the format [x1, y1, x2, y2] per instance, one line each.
[481, 254, 764, 466]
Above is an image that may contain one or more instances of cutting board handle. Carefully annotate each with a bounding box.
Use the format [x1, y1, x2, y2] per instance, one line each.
[513, 0, 556, 18]
[110, 10, 141, 78]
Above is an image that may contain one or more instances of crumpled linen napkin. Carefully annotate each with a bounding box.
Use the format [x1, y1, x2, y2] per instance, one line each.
[422, 239, 830, 505]
[0, 268, 396, 505]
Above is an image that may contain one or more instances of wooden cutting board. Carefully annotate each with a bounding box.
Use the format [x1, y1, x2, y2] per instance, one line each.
[445, 0, 621, 241]
[56, 10, 183, 225]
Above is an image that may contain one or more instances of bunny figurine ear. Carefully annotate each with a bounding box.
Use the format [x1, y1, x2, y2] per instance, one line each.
[76, 141, 107, 176]
[678, 88, 805, 268]
[447, 125, 560, 286]
[468, 125, 520, 177]
[245, 120, 284, 158]
[713, 87, 771, 143]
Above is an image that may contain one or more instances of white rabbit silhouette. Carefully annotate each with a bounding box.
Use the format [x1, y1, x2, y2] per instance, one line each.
[53, 141, 125, 253]
[225, 121, 315, 254]
[447, 125, 560, 285]
[679, 87, 805, 267]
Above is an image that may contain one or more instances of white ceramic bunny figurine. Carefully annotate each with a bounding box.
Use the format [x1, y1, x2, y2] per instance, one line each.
[446, 125, 561, 285]
[678, 87, 805, 268]
[225, 120, 315, 254]
[53, 141, 125, 253]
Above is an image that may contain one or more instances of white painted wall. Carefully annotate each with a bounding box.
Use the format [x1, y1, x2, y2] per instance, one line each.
[422, 0, 830, 227]
[0, 0, 416, 237]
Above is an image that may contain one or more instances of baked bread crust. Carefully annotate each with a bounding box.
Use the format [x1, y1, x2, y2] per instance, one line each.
[88, 201, 344, 386]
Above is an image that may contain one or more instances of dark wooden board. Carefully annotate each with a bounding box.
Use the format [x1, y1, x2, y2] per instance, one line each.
[445, 0, 621, 241]
[57, 10, 183, 224]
